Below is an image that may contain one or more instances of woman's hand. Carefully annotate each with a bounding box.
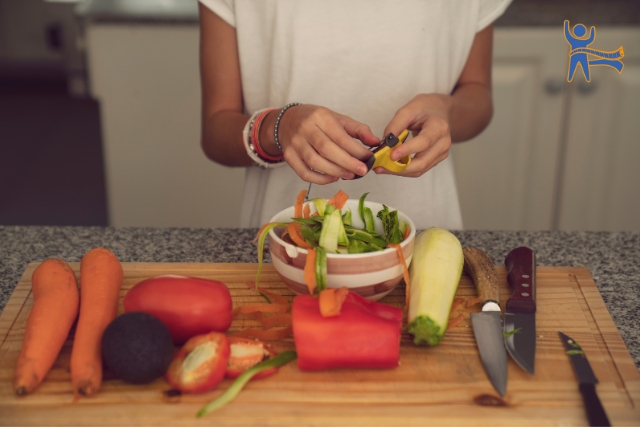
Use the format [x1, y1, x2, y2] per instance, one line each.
[380, 94, 454, 178]
[262, 105, 379, 184]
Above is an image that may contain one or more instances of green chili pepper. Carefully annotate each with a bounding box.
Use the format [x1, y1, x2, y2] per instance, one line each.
[196, 351, 298, 418]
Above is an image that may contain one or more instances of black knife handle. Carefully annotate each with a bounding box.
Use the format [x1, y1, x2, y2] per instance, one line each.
[579, 383, 611, 426]
[505, 247, 536, 313]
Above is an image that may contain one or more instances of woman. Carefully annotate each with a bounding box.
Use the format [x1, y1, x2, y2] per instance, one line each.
[199, 0, 511, 229]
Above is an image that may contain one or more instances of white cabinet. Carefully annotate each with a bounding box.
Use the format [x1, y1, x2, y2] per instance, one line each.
[85, 24, 245, 228]
[452, 28, 640, 231]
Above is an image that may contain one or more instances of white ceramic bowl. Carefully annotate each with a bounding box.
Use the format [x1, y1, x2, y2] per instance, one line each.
[268, 199, 415, 301]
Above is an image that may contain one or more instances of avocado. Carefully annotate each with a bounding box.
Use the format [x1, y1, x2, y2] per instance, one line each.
[102, 312, 174, 384]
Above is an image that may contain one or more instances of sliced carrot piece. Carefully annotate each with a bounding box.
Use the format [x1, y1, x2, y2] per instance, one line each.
[447, 314, 464, 331]
[403, 225, 411, 241]
[245, 282, 290, 306]
[303, 203, 311, 219]
[229, 326, 293, 341]
[327, 189, 349, 210]
[318, 287, 349, 317]
[451, 297, 465, 313]
[465, 296, 483, 308]
[304, 248, 317, 295]
[388, 243, 411, 308]
[232, 304, 288, 317]
[260, 313, 292, 330]
[294, 190, 306, 218]
[287, 222, 313, 249]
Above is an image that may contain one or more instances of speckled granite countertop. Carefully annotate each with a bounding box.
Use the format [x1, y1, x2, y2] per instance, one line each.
[1, 226, 638, 371]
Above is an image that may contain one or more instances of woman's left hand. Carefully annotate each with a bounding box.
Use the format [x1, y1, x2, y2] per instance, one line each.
[378, 93, 454, 177]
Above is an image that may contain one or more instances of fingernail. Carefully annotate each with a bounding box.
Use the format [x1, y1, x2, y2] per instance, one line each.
[357, 165, 368, 176]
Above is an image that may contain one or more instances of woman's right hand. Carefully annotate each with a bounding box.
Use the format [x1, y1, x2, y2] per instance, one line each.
[263, 105, 379, 184]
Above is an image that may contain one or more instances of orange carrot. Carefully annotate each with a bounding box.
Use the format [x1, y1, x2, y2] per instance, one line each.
[260, 313, 292, 330]
[403, 225, 411, 241]
[287, 222, 313, 249]
[13, 259, 79, 396]
[465, 296, 483, 308]
[232, 303, 289, 317]
[245, 282, 290, 305]
[318, 287, 349, 317]
[388, 243, 411, 308]
[303, 203, 311, 219]
[327, 189, 349, 210]
[451, 297, 465, 313]
[304, 248, 317, 295]
[229, 325, 293, 341]
[70, 248, 123, 397]
[447, 314, 465, 331]
[294, 189, 306, 218]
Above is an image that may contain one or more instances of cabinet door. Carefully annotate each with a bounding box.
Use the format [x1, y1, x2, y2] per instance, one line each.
[557, 29, 640, 231]
[451, 29, 567, 230]
[86, 24, 246, 228]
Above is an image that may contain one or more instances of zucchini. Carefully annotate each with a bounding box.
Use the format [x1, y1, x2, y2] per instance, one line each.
[407, 227, 464, 346]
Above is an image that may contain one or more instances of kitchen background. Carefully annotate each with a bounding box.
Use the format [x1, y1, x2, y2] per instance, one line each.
[1, 0, 639, 231]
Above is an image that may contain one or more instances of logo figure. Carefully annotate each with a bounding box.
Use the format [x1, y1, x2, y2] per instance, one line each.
[564, 20, 624, 82]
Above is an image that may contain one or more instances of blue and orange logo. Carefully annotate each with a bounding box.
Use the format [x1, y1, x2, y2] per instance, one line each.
[564, 20, 624, 82]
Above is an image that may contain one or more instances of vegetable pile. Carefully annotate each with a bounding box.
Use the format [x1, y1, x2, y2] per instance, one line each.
[255, 189, 411, 294]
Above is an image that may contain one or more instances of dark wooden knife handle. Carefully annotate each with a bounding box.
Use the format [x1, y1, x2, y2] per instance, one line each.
[463, 247, 499, 305]
[505, 247, 536, 313]
[580, 383, 611, 427]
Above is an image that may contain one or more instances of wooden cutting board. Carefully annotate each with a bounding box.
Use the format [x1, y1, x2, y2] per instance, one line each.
[0, 262, 638, 426]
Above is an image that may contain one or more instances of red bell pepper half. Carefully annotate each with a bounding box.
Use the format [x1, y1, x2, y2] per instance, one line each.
[225, 337, 279, 379]
[165, 332, 230, 393]
[292, 291, 403, 371]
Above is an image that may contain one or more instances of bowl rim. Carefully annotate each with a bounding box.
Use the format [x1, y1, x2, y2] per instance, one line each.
[267, 198, 416, 259]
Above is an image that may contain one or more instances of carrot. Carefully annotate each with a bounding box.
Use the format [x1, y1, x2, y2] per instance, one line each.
[260, 313, 292, 330]
[229, 326, 293, 341]
[287, 222, 313, 249]
[294, 189, 306, 218]
[327, 189, 349, 210]
[447, 314, 465, 331]
[465, 296, 483, 308]
[303, 203, 311, 219]
[403, 225, 411, 241]
[245, 282, 290, 305]
[232, 303, 289, 317]
[319, 287, 349, 317]
[451, 297, 465, 313]
[70, 248, 123, 397]
[388, 243, 411, 308]
[304, 248, 317, 295]
[13, 259, 79, 396]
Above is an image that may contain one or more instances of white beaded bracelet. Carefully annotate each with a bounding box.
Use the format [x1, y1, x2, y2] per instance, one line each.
[242, 108, 286, 169]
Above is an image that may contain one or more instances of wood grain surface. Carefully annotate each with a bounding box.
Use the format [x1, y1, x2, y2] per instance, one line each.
[0, 262, 638, 426]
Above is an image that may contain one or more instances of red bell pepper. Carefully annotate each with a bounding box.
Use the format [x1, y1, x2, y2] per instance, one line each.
[165, 332, 230, 393]
[225, 337, 279, 379]
[292, 291, 403, 371]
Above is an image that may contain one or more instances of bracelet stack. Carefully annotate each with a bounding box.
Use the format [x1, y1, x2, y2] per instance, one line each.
[242, 108, 284, 169]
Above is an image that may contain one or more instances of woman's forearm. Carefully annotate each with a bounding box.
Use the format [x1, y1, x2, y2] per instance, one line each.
[448, 82, 493, 143]
[201, 110, 252, 167]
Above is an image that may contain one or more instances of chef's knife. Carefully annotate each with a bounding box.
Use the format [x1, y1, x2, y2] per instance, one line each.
[464, 247, 508, 397]
[504, 247, 536, 375]
[558, 332, 611, 427]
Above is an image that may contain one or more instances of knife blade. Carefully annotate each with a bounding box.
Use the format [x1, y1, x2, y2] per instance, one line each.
[504, 246, 536, 375]
[463, 247, 508, 397]
[558, 332, 611, 427]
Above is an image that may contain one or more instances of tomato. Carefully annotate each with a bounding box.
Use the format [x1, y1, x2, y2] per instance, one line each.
[123, 275, 232, 344]
[226, 337, 279, 379]
[165, 332, 230, 393]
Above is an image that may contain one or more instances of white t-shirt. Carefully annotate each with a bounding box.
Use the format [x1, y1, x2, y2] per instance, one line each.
[199, 0, 512, 229]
